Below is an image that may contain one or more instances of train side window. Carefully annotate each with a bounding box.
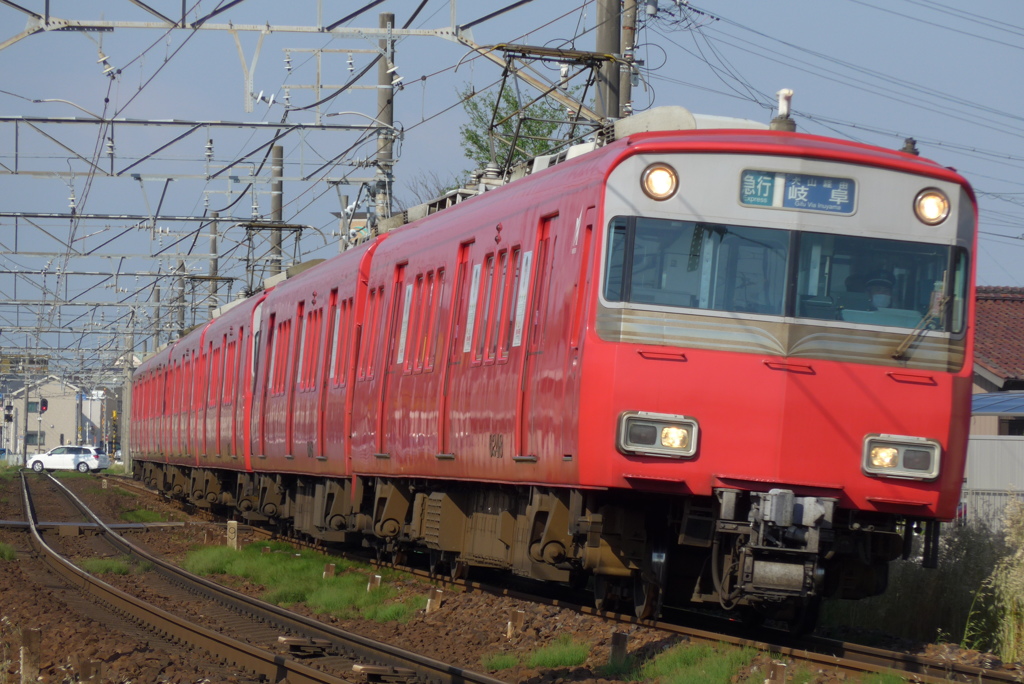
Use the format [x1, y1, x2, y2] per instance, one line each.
[400, 276, 422, 373]
[266, 316, 277, 394]
[462, 261, 482, 355]
[209, 343, 221, 408]
[425, 268, 443, 372]
[327, 296, 339, 378]
[486, 250, 509, 363]
[271, 319, 291, 395]
[223, 340, 236, 405]
[304, 307, 323, 391]
[281, 320, 292, 393]
[182, 356, 191, 452]
[295, 304, 307, 391]
[331, 298, 352, 386]
[360, 287, 384, 380]
[409, 273, 427, 373]
[474, 254, 495, 364]
[498, 249, 520, 362]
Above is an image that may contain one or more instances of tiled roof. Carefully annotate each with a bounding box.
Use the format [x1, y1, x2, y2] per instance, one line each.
[975, 286, 1024, 382]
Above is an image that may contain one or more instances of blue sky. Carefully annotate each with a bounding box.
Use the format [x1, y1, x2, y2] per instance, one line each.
[0, 0, 1020, 365]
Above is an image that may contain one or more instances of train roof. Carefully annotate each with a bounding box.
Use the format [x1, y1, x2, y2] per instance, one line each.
[378, 105, 971, 238]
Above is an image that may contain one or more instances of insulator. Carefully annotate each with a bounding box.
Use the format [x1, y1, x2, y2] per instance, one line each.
[284, 50, 292, 72]
[347, 54, 354, 73]
[205, 139, 213, 161]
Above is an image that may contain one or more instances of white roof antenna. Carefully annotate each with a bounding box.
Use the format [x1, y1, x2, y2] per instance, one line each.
[770, 88, 796, 131]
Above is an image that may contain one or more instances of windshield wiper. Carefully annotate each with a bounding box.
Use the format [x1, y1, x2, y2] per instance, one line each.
[892, 294, 949, 360]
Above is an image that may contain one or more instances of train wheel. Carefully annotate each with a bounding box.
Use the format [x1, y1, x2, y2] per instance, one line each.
[428, 549, 444, 577]
[634, 542, 667, 619]
[594, 575, 611, 612]
[449, 558, 468, 581]
[633, 574, 662, 620]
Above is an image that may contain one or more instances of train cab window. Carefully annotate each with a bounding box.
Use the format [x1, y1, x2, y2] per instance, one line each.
[604, 217, 967, 334]
[795, 233, 967, 332]
[603, 216, 787, 316]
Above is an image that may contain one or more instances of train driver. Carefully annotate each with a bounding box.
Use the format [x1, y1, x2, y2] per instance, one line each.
[866, 272, 894, 310]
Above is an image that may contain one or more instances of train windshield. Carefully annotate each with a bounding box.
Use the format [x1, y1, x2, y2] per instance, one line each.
[603, 216, 968, 333]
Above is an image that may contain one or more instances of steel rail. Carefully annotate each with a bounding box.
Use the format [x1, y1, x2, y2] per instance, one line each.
[35, 472, 507, 684]
[21, 472, 355, 684]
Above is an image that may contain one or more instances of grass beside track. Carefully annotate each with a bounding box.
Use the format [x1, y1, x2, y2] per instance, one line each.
[184, 540, 428, 622]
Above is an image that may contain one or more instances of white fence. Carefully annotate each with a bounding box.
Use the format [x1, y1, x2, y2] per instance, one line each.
[961, 435, 1024, 530]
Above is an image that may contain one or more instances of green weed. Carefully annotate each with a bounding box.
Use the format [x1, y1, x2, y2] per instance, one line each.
[120, 509, 165, 523]
[481, 653, 519, 671]
[0, 542, 16, 561]
[634, 643, 757, 684]
[526, 634, 589, 669]
[821, 520, 1008, 649]
[183, 541, 422, 622]
[988, 499, 1024, 662]
[80, 556, 134, 575]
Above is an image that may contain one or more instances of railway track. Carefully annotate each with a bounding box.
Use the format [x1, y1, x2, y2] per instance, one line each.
[20, 471, 507, 684]
[104, 474, 1024, 683]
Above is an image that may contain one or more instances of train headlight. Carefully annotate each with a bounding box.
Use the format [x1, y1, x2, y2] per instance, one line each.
[914, 188, 950, 225]
[619, 411, 698, 458]
[641, 163, 678, 200]
[661, 426, 689, 450]
[863, 434, 941, 480]
[869, 447, 898, 468]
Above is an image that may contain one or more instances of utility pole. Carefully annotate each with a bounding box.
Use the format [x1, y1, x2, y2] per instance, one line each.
[270, 146, 284, 276]
[152, 281, 161, 350]
[596, 0, 621, 119]
[375, 12, 395, 231]
[122, 331, 133, 473]
[619, 0, 637, 117]
[209, 211, 219, 319]
[21, 366, 29, 464]
[176, 260, 186, 338]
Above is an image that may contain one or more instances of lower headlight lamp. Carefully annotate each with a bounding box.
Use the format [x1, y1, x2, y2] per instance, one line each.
[661, 426, 689, 450]
[870, 447, 898, 468]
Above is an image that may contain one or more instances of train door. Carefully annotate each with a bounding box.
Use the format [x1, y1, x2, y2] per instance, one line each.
[563, 207, 595, 454]
[440, 242, 473, 456]
[287, 302, 304, 457]
[317, 290, 338, 460]
[378, 264, 407, 456]
[245, 301, 264, 468]
[517, 215, 556, 460]
[255, 312, 274, 458]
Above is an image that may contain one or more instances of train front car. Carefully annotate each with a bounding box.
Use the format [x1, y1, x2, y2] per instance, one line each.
[580, 114, 976, 625]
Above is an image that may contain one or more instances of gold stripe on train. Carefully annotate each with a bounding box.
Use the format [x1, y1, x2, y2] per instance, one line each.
[596, 308, 966, 372]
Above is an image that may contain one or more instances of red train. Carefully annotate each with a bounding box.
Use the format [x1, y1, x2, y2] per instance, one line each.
[130, 105, 977, 626]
